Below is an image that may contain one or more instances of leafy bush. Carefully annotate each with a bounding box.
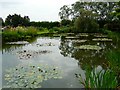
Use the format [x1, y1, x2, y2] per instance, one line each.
[2, 26, 38, 42]
[74, 17, 99, 33]
[57, 26, 75, 33]
[74, 10, 99, 33]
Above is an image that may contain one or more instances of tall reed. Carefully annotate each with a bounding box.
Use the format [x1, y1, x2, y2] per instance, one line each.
[79, 68, 118, 88]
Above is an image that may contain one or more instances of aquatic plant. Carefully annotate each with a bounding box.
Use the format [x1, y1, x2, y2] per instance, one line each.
[76, 33, 89, 37]
[65, 36, 80, 39]
[2, 26, 38, 42]
[36, 42, 55, 47]
[6, 41, 29, 45]
[107, 50, 120, 73]
[78, 68, 118, 88]
[4, 64, 62, 88]
[75, 45, 102, 50]
[16, 50, 52, 60]
[92, 38, 112, 41]
[94, 35, 108, 38]
[72, 40, 87, 43]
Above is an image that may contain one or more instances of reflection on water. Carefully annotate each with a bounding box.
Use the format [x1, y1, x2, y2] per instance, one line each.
[59, 33, 116, 70]
[1, 34, 118, 88]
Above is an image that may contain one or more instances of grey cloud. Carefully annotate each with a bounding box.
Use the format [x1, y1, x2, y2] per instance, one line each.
[0, 1, 22, 8]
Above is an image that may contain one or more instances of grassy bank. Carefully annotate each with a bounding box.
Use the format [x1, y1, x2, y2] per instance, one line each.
[2, 26, 75, 43]
[2, 26, 39, 43]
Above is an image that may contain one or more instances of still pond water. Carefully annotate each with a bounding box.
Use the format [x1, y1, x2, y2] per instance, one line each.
[1, 33, 117, 88]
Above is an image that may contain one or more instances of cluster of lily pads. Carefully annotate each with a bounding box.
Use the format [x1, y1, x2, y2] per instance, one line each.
[6, 41, 29, 45]
[92, 38, 112, 41]
[76, 34, 89, 37]
[94, 35, 108, 38]
[65, 36, 80, 39]
[75, 45, 102, 51]
[36, 42, 55, 47]
[16, 50, 51, 60]
[72, 40, 87, 43]
[4, 64, 62, 88]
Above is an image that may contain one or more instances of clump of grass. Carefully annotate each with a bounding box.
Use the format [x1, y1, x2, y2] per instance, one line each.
[79, 68, 118, 88]
[107, 50, 120, 73]
[106, 50, 120, 87]
[2, 26, 38, 42]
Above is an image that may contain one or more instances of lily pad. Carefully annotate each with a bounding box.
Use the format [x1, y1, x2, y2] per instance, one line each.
[4, 64, 62, 88]
[75, 45, 102, 50]
[65, 37, 80, 39]
[6, 41, 29, 45]
[94, 35, 108, 38]
[16, 50, 51, 60]
[92, 38, 112, 41]
[36, 42, 55, 47]
[72, 40, 87, 43]
[76, 33, 89, 37]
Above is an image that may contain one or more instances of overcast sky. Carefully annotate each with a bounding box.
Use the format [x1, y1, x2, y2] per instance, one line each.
[0, 0, 78, 22]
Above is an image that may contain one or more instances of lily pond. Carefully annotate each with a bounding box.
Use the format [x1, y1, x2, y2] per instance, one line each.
[1, 33, 118, 88]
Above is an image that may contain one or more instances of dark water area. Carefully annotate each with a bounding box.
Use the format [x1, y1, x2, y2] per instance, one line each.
[1, 33, 118, 88]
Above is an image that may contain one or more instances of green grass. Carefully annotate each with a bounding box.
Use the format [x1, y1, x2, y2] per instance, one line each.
[103, 29, 120, 43]
[37, 28, 49, 35]
[107, 50, 120, 71]
[2, 26, 38, 42]
[79, 68, 118, 88]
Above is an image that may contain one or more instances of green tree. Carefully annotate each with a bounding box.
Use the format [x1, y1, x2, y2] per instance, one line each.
[113, 1, 120, 20]
[60, 19, 72, 26]
[59, 5, 72, 20]
[59, 1, 119, 28]
[5, 14, 30, 27]
[0, 17, 5, 27]
[74, 9, 99, 33]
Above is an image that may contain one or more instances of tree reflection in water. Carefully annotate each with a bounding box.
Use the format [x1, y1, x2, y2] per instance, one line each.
[59, 35, 116, 70]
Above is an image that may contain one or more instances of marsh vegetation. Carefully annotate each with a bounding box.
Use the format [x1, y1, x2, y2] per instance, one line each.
[1, 1, 120, 89]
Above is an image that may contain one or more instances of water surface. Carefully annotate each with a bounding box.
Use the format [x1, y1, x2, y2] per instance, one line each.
[2, 34, 117, 88]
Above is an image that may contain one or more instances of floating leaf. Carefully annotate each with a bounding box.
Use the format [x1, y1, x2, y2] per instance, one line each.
[4, 64, 62, 88]
[16, 50, 52, 60]
[72, 40, 87, 43]
[6, 41, 29, 45]
[65, 37, 80, 39]
[92, 38, 112, 41]
[75, 45, 102, 50]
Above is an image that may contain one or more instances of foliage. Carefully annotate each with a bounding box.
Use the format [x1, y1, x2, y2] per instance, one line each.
[59, 5, 72, 20]
[59, 2, 119, 28]
[103, 30, 120, 43]
[58, 26, 75, 33]
[0, 17, 5, 27]
[5, 14, 30, 27]
[37, 28, 49, 35]
[74, 9, 99, 33]
[59, 2, 119, 21]
[79, 68, 118, 88]
[104, 22, 120, 32]
[112, 1, 120, 20]
[4, 64, 62, 88]
[2, 26, 38, 42]
[60, 19, 72, 26]
[107, 50, 120, 73]
[30, 21, 60, 29]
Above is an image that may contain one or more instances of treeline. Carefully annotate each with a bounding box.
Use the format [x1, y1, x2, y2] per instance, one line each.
[1, 1, 120, 33]
[59, 1, 120, 32]
[0, 14, 60, 29]
[30, 21, 60, 29]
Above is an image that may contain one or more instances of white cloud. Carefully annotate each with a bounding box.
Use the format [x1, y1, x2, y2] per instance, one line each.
[0, 0, 78, 21]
